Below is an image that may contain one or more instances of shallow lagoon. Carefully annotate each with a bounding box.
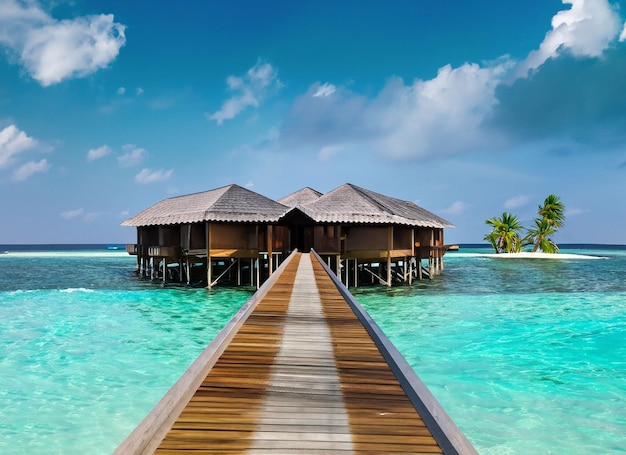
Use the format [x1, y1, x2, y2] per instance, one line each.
[0, 245, 624, 454]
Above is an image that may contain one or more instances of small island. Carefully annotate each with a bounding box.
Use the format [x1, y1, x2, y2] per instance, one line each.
[482, 194, 601, 259]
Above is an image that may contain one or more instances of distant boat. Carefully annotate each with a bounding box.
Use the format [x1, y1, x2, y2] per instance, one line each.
[106, 245, 121, 250]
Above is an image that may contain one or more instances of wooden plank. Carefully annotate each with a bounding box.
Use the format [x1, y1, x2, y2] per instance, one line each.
[118, 251, 474, 455]
[311, 249, 477, 455]
[113, 251, 301, 455]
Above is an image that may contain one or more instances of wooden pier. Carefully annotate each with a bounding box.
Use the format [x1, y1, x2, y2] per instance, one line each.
[114, 251, 476, 454]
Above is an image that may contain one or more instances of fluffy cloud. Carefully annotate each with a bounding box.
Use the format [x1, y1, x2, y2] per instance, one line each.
[0, 0, 126, 86]
[135, 168, 173, 183]
[0, 124, 38, 168]
[504, 195, 532, 210]
[312, 83, 336, 98]
[441, 201, 469, 215]
[61, 208, 100, 222]
[209, 60, 282, 125]
[61, 208, 84, 219]
[87, 145, 112, 161]
[283, 61, 510, 159]
[281, 0, 625, 161]
[12, 158, 49, 181]
[567, 207, 589, 216]
[118, 144, 147, 167]
[515, 0, 622, 78]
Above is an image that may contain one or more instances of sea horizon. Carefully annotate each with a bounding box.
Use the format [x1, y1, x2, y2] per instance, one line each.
[3, 242, 626, 250]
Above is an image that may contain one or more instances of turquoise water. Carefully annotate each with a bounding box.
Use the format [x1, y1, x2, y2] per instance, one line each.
[355, 247, 626, 454]
[1, 246, 625, 453]
[0, 248, 250, 454]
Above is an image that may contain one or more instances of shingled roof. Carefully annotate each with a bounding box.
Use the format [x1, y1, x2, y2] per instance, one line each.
[121, 184, 289, 227]
[302, 183, 454, 228]
[277, 187, 323, 207]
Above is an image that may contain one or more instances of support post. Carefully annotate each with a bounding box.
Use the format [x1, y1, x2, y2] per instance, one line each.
[267, 225, 273, 276]
[255, 258, 260, 290]
[386, 226, 393, 287]
[206, 223, 212, 288]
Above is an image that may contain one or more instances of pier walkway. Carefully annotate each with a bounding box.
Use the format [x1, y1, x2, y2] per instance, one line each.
[115, 251, 476, 454]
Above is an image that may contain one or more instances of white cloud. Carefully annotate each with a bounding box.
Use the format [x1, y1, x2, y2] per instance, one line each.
[12, 158, 49, 181]
[567, 207, 588, 216]
[516, 0, 622, 78]
[87, 144, 112, 161]
[282, 1, 624, 161]
[313, 83, 336, 98]
[136, 87, 144, 96]
[244, 180, 254, 188]
[504, 194, 532, 210]
[442, 201, 469, 215]
[118, 144, 147, 167]
[209, 60, 282, 125]
[82, 212, 100, 222]
[620, 22, 626, 42]
[0, 0, 126, 86]
[61, 208, 100, 222]
[0, 124, 38, 168]
[374, 62, 510, 159]
[284, 60, 511, 160]
[135, 168, 173, 183]
[117, 86, 125, 95]
[318, 144, 344, 160]
[61, 208, 84, 219]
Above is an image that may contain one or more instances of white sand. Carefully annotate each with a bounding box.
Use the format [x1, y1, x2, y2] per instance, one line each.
[482, 252, 604, 260]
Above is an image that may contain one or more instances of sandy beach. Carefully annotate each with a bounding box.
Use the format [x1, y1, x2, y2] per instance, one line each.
[482, 251, 605, 260]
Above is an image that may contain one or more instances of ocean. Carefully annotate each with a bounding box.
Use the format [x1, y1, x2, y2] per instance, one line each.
[0, 244, 624, 454]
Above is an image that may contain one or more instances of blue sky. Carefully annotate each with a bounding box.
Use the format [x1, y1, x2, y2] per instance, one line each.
[2, 0, 626, 245]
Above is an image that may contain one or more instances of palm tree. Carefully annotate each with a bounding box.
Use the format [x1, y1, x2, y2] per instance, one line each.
[527, 194, 565, 253]
[484, 212, 524, 253]
[526, 218, 559, 253]
[538, 194, 565, 228]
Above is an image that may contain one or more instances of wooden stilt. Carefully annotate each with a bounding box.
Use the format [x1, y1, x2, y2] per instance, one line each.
[206, 223, 212, 288]
[429, 256, 434, 280]
[386, 226, 392, 287]
[267, 225, 273, 276]
[403, 257, 407, 284]
[255, 257, 260, 290]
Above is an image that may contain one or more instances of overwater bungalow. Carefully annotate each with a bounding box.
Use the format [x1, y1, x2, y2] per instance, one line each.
[122, 183, 454, 287]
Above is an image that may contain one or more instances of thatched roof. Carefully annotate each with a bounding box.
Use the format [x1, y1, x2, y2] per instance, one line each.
[277, 187, 323, 207]
[302, 183, 454, 228]
[122, 184, 289, 227]
[122, 183, 453, 229]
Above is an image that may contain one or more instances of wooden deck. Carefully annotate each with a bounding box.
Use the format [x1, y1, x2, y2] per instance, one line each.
[115, 251, 477, 455]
